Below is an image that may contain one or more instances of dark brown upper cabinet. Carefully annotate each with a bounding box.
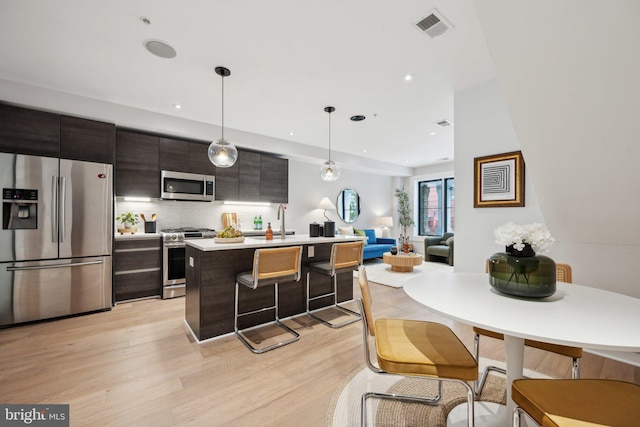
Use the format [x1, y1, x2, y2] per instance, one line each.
[0, 103, 60, 157]
[215, 150, 288, 203]
[260, 156, 288, 203]
[188, 142, 216, 176]
[158, 138, 215, 176]
[158, 137, 189, 172]
[214, 158, 240, 201]
[238, 151, 261, 201]
[61, 115, 115, 164]
[115, 130, 159, 198]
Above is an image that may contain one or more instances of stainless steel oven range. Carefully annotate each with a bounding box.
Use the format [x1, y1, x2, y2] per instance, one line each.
[161, 227, 216, 299]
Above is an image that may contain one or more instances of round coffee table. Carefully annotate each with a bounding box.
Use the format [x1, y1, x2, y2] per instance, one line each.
[382, 252, 423, 272]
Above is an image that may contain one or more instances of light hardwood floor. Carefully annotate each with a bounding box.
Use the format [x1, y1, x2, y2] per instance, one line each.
[1, 269, 638, 427]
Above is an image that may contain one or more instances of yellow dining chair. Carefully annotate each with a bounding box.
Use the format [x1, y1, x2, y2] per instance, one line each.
[357, 265, 477, 427]
[234, 245, 303, 353]
[306, 240, 363, 328]
[475, 263, 581, 395]
[512, 378, 640, 427]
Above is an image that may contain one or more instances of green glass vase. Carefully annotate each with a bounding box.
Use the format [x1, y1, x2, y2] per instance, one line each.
[488, 244, 556, 298]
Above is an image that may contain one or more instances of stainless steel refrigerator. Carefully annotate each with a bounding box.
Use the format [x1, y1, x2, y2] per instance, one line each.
[0, 153, 112, 327]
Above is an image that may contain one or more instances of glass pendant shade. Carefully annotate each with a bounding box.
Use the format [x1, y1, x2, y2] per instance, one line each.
[320, 160, 340, 181]
[209, 66, 238, 168]
[321, 106, 339, 181]
[208, 138, 238, 168]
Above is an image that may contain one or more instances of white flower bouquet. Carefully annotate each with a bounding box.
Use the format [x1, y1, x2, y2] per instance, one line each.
[494, 222, 555, 254]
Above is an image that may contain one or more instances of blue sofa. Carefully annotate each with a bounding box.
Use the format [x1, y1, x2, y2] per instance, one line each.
[361, 229, 396, 260]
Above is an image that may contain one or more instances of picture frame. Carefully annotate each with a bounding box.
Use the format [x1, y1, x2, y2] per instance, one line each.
[474, 151, 525, 208]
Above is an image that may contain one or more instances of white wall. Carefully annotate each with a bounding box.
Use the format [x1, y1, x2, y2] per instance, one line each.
[473, 1, 640, 297]
[454, 79, 544, 272]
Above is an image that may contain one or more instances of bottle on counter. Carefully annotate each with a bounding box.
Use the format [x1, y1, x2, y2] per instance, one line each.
[253, 215, 258, 230]
[266, 222, 273, 240]
[258, 215, 263, 230]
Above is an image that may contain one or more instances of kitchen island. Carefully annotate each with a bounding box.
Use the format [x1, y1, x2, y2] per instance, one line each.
[184, 234, 366, 342]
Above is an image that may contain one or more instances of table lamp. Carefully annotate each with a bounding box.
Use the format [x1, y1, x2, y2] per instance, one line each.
[318, 197, 336, 237]
[379, 216, 393, 238]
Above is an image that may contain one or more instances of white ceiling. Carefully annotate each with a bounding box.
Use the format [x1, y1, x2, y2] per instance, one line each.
[0, 0, 494, 170]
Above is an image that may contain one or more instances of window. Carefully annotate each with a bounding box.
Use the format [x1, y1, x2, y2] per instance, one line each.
[418, 177, 454, 236]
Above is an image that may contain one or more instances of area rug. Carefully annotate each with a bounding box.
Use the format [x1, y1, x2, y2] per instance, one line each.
[354, 260, 453, 288]
[326, 358, 550, 427]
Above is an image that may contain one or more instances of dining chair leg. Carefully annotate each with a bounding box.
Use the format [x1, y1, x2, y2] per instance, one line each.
[572, 357, 580, 379]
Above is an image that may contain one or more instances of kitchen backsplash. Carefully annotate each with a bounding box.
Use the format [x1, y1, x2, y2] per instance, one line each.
[115, 199, 286, 233]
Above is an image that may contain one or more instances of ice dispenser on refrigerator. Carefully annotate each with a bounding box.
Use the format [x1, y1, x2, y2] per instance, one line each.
[3, 189, 38, 230]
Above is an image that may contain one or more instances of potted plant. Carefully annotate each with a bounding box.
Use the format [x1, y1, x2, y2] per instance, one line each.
[394, 186, 415, 253]
[116, 212, 139, 229]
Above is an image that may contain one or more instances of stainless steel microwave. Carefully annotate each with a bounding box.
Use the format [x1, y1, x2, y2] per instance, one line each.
[161, 170, 215, 201]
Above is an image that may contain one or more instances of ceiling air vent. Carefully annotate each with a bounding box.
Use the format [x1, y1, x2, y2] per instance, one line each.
[414, 9, 453, 39]
[435, 119, 453, 127]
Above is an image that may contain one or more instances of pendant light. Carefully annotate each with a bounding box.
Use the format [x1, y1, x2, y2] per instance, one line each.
[208, 66, 238, 168]
[320, 106, 340, 181]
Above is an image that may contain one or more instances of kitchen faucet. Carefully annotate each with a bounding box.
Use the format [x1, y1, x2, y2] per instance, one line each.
[277, 204, 286, 239]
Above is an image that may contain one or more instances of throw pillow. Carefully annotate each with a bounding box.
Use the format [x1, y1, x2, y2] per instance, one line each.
[338, 225, 354, 235]
[445, 236, 454, 246]
[354, 228, 368, 245]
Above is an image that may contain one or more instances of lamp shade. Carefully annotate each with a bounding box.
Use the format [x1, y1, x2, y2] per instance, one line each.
[379, 216, 393, 227]
[317, 197, 336, 210]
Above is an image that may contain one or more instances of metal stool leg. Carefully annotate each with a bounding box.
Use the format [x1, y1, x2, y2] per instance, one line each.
[235, 281, 300, 353]
[306, 271, 360, 328]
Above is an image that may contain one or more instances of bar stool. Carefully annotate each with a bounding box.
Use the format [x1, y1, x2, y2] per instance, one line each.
[306, 240, 363, 328]
[235, 245, 303, 353]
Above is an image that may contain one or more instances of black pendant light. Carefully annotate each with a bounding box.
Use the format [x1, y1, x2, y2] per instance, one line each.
[320, 106, 340, 181]
[208, 66, 238, 168]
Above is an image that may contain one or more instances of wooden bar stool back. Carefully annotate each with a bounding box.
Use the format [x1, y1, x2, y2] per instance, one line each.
[306, 240, 363, 328]
[234, 245, 303, 353]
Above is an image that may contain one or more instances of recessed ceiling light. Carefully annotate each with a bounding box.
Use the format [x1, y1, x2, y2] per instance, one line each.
[173, 104, 182, 109]
[404, 74, 414, 81]
[144, 39, 177, 59]
[289, 132, 294, 136]
[430, 131, 436, 136]
[363, 149, 367, 153]
[350, 115, 366, 121]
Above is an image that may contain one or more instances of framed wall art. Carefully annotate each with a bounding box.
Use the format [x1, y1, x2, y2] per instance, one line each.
[474, 151, 525, 208]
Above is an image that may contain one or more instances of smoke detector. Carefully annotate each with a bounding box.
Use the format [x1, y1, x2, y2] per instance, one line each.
[414, 9, 453, 39]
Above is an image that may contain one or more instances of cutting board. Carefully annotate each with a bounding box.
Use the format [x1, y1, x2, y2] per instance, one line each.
[222, 213, 238, 229]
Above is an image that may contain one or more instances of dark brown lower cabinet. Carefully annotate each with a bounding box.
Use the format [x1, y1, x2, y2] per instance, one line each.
[114, 237, 162, 302]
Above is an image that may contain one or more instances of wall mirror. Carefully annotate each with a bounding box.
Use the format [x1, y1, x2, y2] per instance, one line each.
[336, 188, 361, 223]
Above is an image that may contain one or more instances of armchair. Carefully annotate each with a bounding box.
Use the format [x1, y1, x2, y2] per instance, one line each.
[424, 232, 454, 266]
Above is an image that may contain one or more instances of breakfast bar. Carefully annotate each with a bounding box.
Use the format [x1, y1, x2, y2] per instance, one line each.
[184, 234, 365, 341]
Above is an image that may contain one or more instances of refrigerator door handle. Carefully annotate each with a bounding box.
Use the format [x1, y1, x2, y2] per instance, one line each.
[6, 260, 104, 271]
[59, 176, 66, 242]
[52, 175, 58, 243]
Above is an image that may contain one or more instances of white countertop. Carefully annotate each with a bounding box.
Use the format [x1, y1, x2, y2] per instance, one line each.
[185, 234, 365, 251]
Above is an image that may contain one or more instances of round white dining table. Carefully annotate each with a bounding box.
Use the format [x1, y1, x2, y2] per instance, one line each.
[403, 272, 640, 427]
